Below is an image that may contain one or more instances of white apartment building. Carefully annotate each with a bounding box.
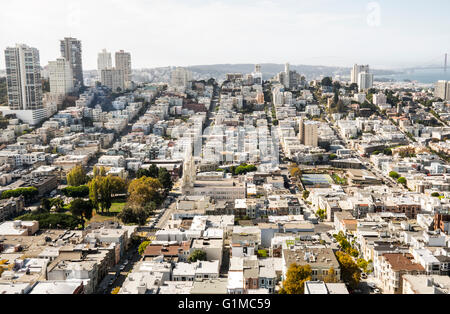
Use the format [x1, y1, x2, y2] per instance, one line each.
[299, 120, 318, 147]
[101, 68, 125, 92]
[434, 80, 450, 100]
[115, 50, 132, 89]
[48, 57, 74, 98]
[358, 72, 374, 91]
[170, 67, 192, 89]
[1, 44, 46, 125]
[97, 49, 112, 73]
[351, 64, 370, 84]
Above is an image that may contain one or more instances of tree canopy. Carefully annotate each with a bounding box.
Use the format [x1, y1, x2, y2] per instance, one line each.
[335, 251, 361, 290]
[127, 176, 163, 208]
[188, 250, 207, 263]
[69, 199, 94, 227]
[66, 165, 88, 187]
[321, 77, 333, 87]
[279, 264, 312, 294]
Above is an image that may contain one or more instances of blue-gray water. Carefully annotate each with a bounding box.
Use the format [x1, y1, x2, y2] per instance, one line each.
[377, 69, 450, 84]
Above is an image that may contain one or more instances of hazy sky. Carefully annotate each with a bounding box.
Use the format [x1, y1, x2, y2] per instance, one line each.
[1, 0, 449, 70]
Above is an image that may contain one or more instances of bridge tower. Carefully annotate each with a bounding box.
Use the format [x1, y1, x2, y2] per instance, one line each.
[445, 53, 448, 72]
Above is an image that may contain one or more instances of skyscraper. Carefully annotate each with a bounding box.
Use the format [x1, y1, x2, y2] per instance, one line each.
[284, 63, 290, 89]
[60, 37, 83, 87]
[48, 58, 74, 98]
[434, 80, 450, 100]
[358, 72, 374, 91]
[351, 64, 370, 84]
[304, 121, 318, 147]
[115, 50, 132, 89]
[2, 44, 45, 125]
[252, 64, 263, 85]
[97, 49, 112, 73]
[170, 67, 192, 89]
[299, 117, 305, 144]
[101, 68, 125, 92]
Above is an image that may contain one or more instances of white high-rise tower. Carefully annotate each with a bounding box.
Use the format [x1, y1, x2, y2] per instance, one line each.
[1, 44, 46, 125]
[97, 49, 112, 73]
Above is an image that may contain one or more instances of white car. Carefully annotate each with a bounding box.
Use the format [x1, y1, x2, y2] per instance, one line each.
[374, 289, 381, 294]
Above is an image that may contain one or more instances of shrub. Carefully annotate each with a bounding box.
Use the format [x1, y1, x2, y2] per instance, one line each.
[62, 185, 90, 198]
[188, 250, 207, 263]
[1, 187, 38, 202]
[16, 213, 83, 230]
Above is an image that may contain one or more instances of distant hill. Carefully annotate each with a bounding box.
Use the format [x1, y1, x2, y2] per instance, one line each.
[185, 63, 399, 81]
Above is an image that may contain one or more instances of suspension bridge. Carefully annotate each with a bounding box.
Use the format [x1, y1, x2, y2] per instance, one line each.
[402, 53, 448, 73]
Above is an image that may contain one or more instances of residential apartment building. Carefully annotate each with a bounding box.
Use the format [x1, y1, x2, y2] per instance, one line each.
[434, 80, 450, 101]
[48, 57, 74, 100]
[97, 49, 112, 73]
[101, 69, 125, 92]
[1, 44, 46, 125]
[378, 253, 426, 294]
[60, 37, 83, 87]
[115, 50, 132, 89]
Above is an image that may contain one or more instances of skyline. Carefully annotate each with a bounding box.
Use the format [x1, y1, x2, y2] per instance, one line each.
[0, 0, 449, 71]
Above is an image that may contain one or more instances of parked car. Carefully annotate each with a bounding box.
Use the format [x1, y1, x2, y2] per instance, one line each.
[119, 265, 125, 271]
[374, 289, 381, 294]
[361, 273, 368, 279]
[367, 283, 376, 289]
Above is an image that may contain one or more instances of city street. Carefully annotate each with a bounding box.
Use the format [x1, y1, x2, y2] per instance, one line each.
[96, 243, 141, 294]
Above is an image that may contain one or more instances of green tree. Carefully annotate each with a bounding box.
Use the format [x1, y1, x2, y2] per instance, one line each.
[279, 264, 312, 294]
[383, 148, 393, 156]
[17, 213, 83, 230]
[50, 198, 65, 213]
[148, 165, 159, 178]
[158, 168, 173, 192]
[389, 171, 400, 179]
[357, 259, 370, 273]
[323, 267, 338, 283]
[188, 250, 207, 263]
[128, 176, 163, 208]
[109, 176, 127, 197]
[335, 251, 361, 290]
[40, 198, 52, 212]
[138, 241, 151, 255]
[303, 190, 310, 200]
[98, 176, 113, 213]
[349, 83, 358, 92]
[69, 199, 94, 228]
[118, 203, 155, 226]
[136, 168, 151, 179]
[66, 165, 88, 187]
[62, 185, 90, 198]
[397, 177, 407, 185]
[1, 187, 39, 202]
[289, 166, 302, 179]
[88, 178, 100, 212]
[316, 209, 327, 220]
[93, 166, 106, 178]
[321, 77, 332, 87]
